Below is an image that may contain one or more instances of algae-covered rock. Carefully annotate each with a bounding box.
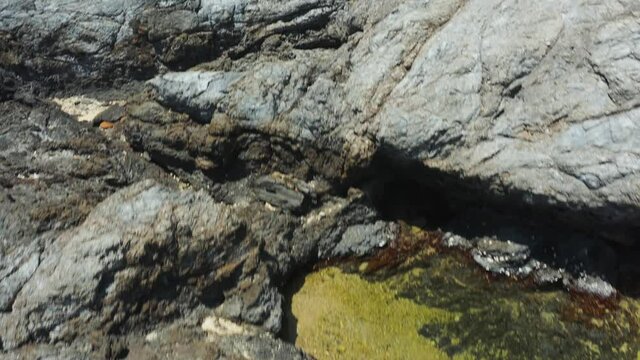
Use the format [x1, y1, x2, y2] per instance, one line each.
[288, 255, 640, 360]
[288, 266, 457, 360]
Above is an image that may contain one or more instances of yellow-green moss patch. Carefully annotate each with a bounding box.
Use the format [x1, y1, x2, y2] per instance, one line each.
[288, 251, 640, 360]
[290, 266, 458, 360]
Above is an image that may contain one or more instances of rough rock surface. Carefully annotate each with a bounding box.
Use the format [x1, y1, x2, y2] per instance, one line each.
[2, 0, 640, 358]
[122, 0, 640, 245]
[0, 176, 388, 355]
[3, 310, 311, 359]
[0, 99, 167, 318]
[0, 0, 350, 85]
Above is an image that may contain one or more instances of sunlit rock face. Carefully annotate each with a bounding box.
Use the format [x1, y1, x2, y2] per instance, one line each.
[2, 0, 640, 358]
[125, 0, 640, 242]
[3, 0, 640, 232]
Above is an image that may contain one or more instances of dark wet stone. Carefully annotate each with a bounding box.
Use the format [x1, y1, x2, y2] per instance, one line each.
[532, 267, 565, 287]
[328, 221, 397, 258]
[563, 275, 617, 299]
[442, 232, 474, 250]
[0, 68, 20, 101]
[471, 237, 538, 278]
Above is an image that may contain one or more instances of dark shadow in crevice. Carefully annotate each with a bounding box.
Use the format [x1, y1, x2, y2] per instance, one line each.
[355, 151, 640, 297]
[279, 269, 308, 345]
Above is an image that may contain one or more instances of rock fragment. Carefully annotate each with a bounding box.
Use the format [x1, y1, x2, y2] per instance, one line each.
[471, 238, 539, 278]
[252, 173, 315, 213]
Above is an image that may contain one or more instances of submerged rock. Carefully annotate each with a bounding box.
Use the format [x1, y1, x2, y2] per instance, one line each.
[439, 224, 619, 298]
[471, 237, 539, 278]
[442, 232, 473, 250]
[532, 267, 565, 287]
[288, 266, 456, 360]
[564, 275, 618, 300]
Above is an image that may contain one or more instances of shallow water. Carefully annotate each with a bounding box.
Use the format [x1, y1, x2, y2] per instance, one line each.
[284, 232, 640, 360]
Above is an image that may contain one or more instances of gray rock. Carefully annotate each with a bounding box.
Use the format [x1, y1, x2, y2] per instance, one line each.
[1, 180, 265, 349]
[132, 0, 640, 244]
[0, 100, 166, 253]
[471, 238, 540, 278]
[1, 180, 234, 348]
[217, 271, 284, 333]
[329, 221, 397, 258]
[0, 176, 384, 352]
[0, 246, 40, 311]
[533, 267, 565, 287]
[442, 232, 474, 250]
[3, 0, 640, 357]
[563, 274, 618, 299]
[305, 189, 383, 261]
[0, 0, 346, 85]
[1, 310, 311, 359]
[252, 173, 315, 213]
[374, 0, 640, 241]
[148, 71, 242, 123]
[216, 332, 311, 360]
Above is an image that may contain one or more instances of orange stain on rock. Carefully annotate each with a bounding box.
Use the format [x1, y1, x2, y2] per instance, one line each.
[99, 121, 114, 129]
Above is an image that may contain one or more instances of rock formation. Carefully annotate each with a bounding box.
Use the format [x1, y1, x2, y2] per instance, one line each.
[1, 0, 639, 358]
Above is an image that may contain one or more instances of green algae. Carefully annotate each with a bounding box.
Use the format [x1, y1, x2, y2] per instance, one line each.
[286, 242, 640, 360]
[287, 266, 463, 360]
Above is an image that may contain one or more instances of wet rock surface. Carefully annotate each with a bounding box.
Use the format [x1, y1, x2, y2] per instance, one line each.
[1, 0, 640, 358]
[470, 238, 536, 278]
[286, 255, 640, 360]
[445, 233, 618, 299]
